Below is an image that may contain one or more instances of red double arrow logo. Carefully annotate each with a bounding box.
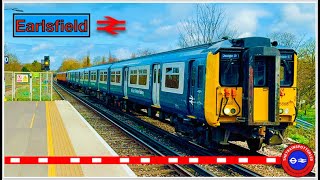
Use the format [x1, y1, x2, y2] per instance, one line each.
[96, 16, 126, 35]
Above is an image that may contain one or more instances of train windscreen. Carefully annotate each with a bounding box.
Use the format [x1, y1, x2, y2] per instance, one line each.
[220, 53, 240, 86]
[280, 53, 294, 86]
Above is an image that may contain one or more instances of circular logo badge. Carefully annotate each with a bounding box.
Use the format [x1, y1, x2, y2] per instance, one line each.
[281, 144, 315, 177]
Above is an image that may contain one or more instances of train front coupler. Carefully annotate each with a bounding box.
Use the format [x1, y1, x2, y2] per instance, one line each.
[264, 128, 283, 145]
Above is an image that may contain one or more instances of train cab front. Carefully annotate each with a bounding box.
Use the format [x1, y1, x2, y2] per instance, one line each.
[204, 37, 297, 151]
[241, 38, 283, 147]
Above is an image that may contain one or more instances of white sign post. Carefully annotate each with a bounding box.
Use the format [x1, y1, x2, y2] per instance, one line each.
[30, 73, 32, 101]
[4, 76, 6, 101]
[40, 73, 42, 101]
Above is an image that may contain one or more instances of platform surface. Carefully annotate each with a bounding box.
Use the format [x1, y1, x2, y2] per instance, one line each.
[4, 101, 136, 177]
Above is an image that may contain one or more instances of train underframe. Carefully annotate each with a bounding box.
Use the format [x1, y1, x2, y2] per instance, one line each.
[68, 84, 288, 151]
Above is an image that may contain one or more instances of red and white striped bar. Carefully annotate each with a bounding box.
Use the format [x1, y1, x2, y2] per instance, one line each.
[5, 156, 281, 165]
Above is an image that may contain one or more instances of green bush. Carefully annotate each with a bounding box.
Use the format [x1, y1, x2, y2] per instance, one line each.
[284, 126, 315, 150]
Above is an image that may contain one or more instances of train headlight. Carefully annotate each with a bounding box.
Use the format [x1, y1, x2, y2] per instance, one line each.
[231, 108, 236, 114]
[284, 108, 289, 114]
[224, 108, 230, 115]
[279, 109, 283, 114]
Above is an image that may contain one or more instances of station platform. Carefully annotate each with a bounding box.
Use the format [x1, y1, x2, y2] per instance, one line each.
[4, 100, 136, 177]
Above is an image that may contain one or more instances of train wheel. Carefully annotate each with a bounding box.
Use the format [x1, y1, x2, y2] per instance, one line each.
[159, 111, 165, 121]
[247, 138, 263, 152]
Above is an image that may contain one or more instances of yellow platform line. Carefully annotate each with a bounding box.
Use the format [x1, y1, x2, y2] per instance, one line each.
[46, 102, 56, 176]
[29, 113, 36, 128]
[48, 101, 84, 176]
[30, 102, 39, 128]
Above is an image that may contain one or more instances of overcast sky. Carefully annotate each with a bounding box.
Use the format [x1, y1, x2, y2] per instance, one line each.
[4, 3, 316, 70]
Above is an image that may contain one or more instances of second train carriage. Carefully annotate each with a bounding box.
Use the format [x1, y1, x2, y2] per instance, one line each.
[59, 37, 297, 151]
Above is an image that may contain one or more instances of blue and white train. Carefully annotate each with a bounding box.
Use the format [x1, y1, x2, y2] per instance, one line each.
[57, 37, 298, 151]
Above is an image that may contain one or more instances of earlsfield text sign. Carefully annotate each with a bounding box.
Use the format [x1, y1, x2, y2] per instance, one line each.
[13, 13, 90, 37]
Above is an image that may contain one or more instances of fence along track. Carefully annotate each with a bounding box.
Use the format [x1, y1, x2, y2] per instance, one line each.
[4, 71, 53, 101]
[296, 119, 314, 130]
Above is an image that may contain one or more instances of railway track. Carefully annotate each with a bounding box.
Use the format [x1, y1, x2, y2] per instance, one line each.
[53, 82, 214, 177]
[53, 82, 268, 177]
[121, 102, 318, 177]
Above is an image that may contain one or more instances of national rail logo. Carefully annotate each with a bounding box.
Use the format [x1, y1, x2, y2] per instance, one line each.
[13, 13, 90, 37]
[281, 144, 315, 177]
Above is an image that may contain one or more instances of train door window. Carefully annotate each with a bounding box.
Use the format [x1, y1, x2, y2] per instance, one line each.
[138, 69, 147, 85]
[220, 59, 240, 86]
[254, 57, 266, 86]
[158, 69, 161, 83]
[130, 70, 138, 84]
[280, 60, 294, 86]
[198, 65, 204, 88]
[191, 66, 196, 87]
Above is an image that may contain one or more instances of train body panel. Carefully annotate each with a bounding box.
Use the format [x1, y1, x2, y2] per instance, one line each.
[56, 72, 67, 83]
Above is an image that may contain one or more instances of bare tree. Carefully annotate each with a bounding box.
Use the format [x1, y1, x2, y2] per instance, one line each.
[268, 32, 306, 51]
[178, 4, 238, 48]
[130, 53, 137, 59]
[108, 51, 118, 63]
[269, 32, 315, 110]
[136, 48, 156, 57]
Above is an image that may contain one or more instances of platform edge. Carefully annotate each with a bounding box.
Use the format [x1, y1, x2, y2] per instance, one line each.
[64, 101, 137, 177]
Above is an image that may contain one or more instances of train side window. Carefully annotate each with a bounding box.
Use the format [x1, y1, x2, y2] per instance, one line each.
[84, 72, 89, 80]
[138, 69, 147, 85]
[90, 72, 96, 81]
[220, 59, 240, 86]
[116, 71, 121, 83]
[99, 71, 108, 82]
[198, 65, 204, 88]
[111, 71, 115, 82]
[130, 70, 137, 84]
[165, 67, 179, 89]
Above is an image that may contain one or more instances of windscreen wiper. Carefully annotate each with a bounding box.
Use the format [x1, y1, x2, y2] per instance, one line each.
[282, 60, 292, 74]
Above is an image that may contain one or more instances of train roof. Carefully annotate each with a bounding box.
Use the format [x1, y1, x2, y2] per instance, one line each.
[63, 37, 296, 72]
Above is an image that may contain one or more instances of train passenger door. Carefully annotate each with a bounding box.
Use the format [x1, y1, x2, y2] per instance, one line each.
[123, 67, 128, 97]
[152, 64, 160, 106]
[188, 60, 196, 114]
